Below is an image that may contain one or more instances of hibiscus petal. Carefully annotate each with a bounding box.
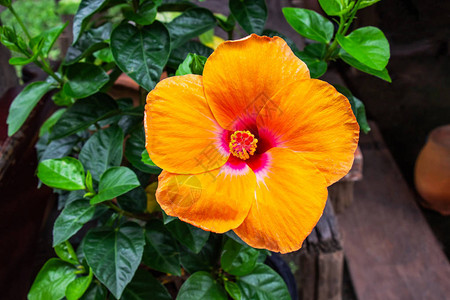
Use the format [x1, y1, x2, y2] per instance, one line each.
[257, 79, 359, 185]
[145, 74, 229, 174]
[203, 34, 310, 131]
[234, 147, 328, 253]
[156, 161, 256, 233]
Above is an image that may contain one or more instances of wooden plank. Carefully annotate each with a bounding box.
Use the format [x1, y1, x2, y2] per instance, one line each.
[338, 122, 450, 300]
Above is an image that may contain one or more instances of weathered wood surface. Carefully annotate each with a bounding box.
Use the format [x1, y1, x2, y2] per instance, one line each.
[338, 122, 450, 300]
[283, 200, 344, 300]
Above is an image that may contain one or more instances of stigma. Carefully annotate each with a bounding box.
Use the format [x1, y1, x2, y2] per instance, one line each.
[229, 130, 258, 160]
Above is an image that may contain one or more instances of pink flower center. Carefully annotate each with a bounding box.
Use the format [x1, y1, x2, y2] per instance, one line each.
[229, 130, 258, 160]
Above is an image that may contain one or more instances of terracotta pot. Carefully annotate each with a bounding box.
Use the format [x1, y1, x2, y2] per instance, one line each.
[414, 125, 450, 215]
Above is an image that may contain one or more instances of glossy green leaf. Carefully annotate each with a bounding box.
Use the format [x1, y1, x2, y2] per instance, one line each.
[224, 281, 242, 300]
[229, 0, 267, 35]
[175, 53, 207, 76]
[295, 51, 327, 78]
[221, 239, 259, 276]
[359, 0, 381, 9]
[162, 211, 177, 224]
[28, 258, 77, 300]
[283, 7, 334, 43]
[38, 157, 86, 191]
[63, 63, 109, 99]
[40, 134, 81, 162]
[8, 56, 35, 65]
[79, 125, 124, 182]
[117, 186, 147, 213]
[65, 23, 111, 65]
[40, 109, 66, 137]
[334, 85, 371, 133]
[143, 220, 181, 275]
[319, 0, 352, 16]
[166, 218, 209, 253]
[111, 21, 170, 91]
[54, 241, 79, 265]
[236, 264, 291, 300]
[124, 1, 158, 25]
[50, 93, 119, 140]
[339, 48, 391, 82]
[83, 223, 145, 299]
[65, 268, 93, 300]
[0, 25, 28, 54]
[166, 8, 216, 49]
[177, 272, 227, 300]
[53, 199, 95, 247]
[121, 269, 172, 300]
[215, 13, 236, 32]
[90, 167, 140, 204]
[7, 81, 54, 136]
[141, 150, 159, 168]
[180, 234, 222, 274]
[125, 127, 162, 174]
[79, 282, 107, 300]
[337, 26, 390, 70]
[72, 0, 109, 43]
[168, 40, 213, 68]
[34, 22, 69, 56]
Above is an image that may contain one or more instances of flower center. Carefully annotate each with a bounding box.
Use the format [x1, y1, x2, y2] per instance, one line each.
[229, 130, 258, 160]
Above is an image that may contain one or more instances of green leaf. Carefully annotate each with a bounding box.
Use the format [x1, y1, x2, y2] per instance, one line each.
[79, 125, 124, 182]
[50, 93, 119, 140]
[90, 167, 140, 204]
[166, 218, 209, 253]
[166, 7, 216, 49]
[53, 199, 95, 247]
[34, 22, 69, 57]
[111, 21, 170, 91]
[0, 26, 28, 54]
[224, 281, 242, 300]
[177, 272, 227, 300]
[83, 222, 145, 299]
[72, 0, 109, 43]
[180, 234, 222, 274]
[79, 282, 107, 300]
[215, 13, 236, 32]
[63, 63, 109, 99]
[334, 85, 371, 133]
[121, 269, 172, 300]
[339, 48, 391, 82]
[38, 157, 86, 191]
[295, 51, 328, 78]
[221, 238, 259, 276]
[125, 127, 162, 174]
[7, 81, 54, 136]
[54, 241, 79, 265]
[40, 134, 81, 161]
[65, 268, 93, 300]
[175, 53, 207, 76]
[236, 264, 291, 300]
[336, 26, 390, 71]
[318, 0, 352, 16]
[358, 0, 381, 10]
[40, 109, 66, 137]
[229, 0, 267, 35]
[124, 1, 158, 26]
[65, 23, 111, 65]
[168, 40, 213, 69]
[117, 186, 147, 213]
[143, 219, 181, 276]
[282, 7, 334, 43]
[141, 150, 159, 167]
[8, 56, 35, 65]
[304, 42, 327, 59]
[28, 258, 77, 300]
[162, 211, 177, 224]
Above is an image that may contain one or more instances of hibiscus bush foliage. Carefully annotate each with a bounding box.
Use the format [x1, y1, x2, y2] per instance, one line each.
[0, 0, 389, 299]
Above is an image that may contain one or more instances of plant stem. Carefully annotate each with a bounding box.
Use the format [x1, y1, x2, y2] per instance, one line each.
[8, 5, 32, 40]
[324, 15, 345, 61]
[105, 202, 152, 221]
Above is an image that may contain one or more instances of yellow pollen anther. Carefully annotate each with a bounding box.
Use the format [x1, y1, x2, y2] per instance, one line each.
[229, 130, 258, 160]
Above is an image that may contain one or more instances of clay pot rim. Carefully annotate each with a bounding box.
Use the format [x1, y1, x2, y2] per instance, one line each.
[429, 124, 450, 149]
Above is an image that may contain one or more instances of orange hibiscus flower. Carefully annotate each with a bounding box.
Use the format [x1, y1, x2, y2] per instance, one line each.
[144, 34, 359, 253]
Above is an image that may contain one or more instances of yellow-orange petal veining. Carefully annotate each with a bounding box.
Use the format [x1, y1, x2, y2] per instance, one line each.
[144, 74, 229, 175]
[156, 162, 256, 233]
[203, 34, 310, 131]
[257, 79, 360, 186]
[233, 147, 328, 253]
